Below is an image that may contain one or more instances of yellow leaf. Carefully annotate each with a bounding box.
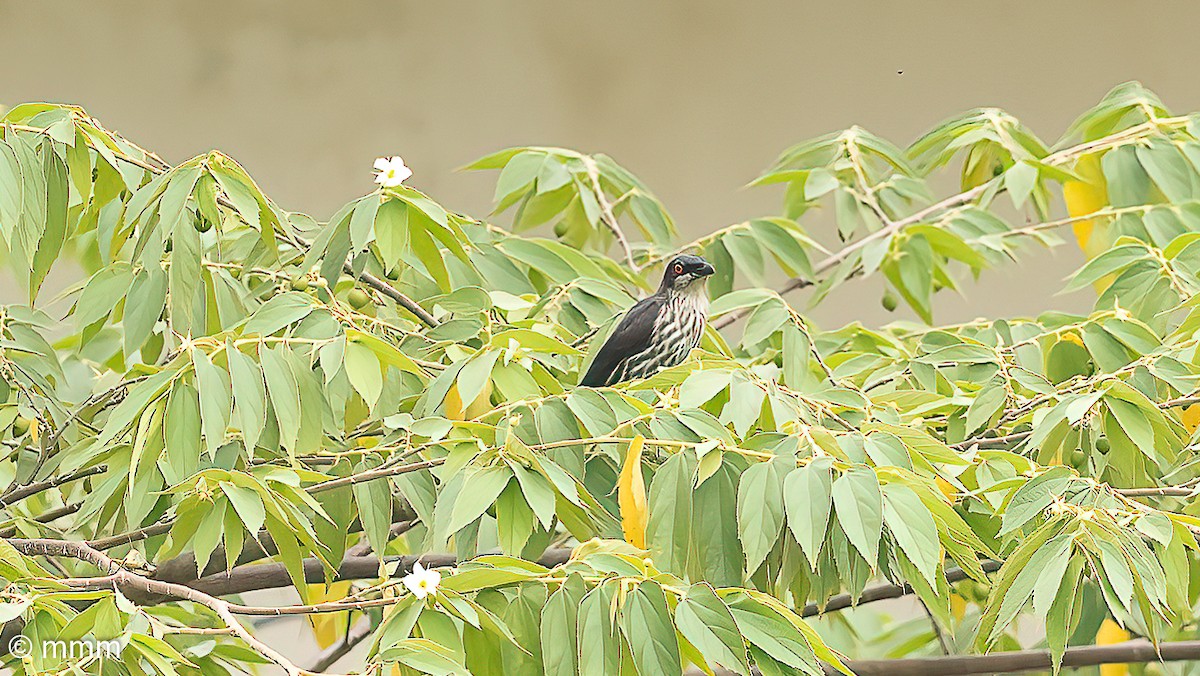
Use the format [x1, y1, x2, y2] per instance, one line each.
[1096, 618, 1130, 676]
[618, 435, 647, 548]
[1059, 331, 1085, 349]
[444, 380, 493, 421]
[935, 477, 957, 503]
[465, 379, 494, 419]
[950, 593, 966, 622]
[1064, 153, 1114, 291]
[1180, 404, 1200, 433]
[306, 581, 352, 648]
[444, 382, 465, 421]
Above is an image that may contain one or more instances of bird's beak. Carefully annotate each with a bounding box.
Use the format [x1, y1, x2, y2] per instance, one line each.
[697, 262, 715, 277]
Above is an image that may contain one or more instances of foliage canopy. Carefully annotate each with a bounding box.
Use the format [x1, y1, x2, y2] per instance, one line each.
[3, 83, 1200, 674]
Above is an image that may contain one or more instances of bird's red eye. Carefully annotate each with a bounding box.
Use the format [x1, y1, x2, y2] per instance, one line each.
[673, 263, 684, 275]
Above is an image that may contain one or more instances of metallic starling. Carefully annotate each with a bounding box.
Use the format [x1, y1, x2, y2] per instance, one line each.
[580, 254, 716, 387]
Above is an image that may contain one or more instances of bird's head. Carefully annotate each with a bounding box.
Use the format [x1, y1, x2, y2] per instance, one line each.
[659, 254, 715, 294]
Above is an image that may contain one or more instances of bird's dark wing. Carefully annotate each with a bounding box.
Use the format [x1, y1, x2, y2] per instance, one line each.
[579, 296, 664, 387]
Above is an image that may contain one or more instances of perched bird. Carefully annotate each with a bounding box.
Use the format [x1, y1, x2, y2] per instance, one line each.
[580, 254, 715, 387]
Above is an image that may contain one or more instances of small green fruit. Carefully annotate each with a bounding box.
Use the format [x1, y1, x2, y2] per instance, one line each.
[11, 416, 29, 436]
[290, 276, 310, 292]
[348, 289, 371, 309]
[881, 292, 898, 312]
[194, 216, 212, 233]
[1095, 438, 1111, 453]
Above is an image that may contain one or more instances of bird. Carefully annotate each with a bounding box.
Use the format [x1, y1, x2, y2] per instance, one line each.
[580, 254, 715, 387]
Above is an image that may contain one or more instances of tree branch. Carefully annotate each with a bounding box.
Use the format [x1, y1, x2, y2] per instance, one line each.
[582, 156, 639, 271]
[825, 639, 1200, 676]
[802, 560, 1001, 617]
[0, 501, 82, 538]
[310, 617, 373, 672]
[6, 538, 317, 676]
[16, 117, 439, 330]
[344, 267, 438, 328]
[186, 548, 573, 598]
[0, 465, 106, 507]
[711, 115, 1191, 332]
[308, 457, 446, 492]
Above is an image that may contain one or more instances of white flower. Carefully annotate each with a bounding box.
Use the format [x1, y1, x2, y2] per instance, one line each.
[402, 561, 441, 600]
[373, 156, 412, 187]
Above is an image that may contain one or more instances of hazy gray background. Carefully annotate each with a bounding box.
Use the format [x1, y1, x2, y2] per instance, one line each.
[7, 1, 1198, 327]
[2, 0, 1193, 667]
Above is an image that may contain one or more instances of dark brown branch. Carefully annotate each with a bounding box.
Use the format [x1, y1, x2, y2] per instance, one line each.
[311, 617, 373, 672]
[87, 455, 434, 553]
[0, 465, 106, 506]
[88, 520, 173, 550]
[827, 639, 1200, 676]
[187, 548, 573, 598]
[802, 560, 1001, 617]
[347, 268, 438, 328]
[152, 508, 417, 586]
[0, 501, 83, 538]
[308, 457, 446, 492]
[950, 430, 1031, 451]
[1115, 481, 1200, 498]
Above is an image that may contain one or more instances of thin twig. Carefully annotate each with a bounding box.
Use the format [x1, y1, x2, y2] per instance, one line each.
[7, 538, 324, 676]
[920, 598, 953, 655]
[0, 501, 82, 538]
[0, 465, 105, 506]
[712, 115, 1192, 331]
[582, 156, 639, 271]
[13, 117, 438, 329]
[310, 618, 373, 672]
[307, 457, 446, 493]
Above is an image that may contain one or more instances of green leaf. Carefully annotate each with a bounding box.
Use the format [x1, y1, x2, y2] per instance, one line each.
[443, 466, 512, 540]
[737, 459, 786, 573]
[349, 194, 381, 252]
[1000, 467, 1073, 535]
[965, 384, 1006, 435]
[124, 266, 168, 355]
[220, 481, 266, 536]
[76, 264, 133, 328]
[495, 482, 535, 555]
[494, 152, 545, 203]
[620, 581, 682, 675]
[259, 344, 301, 453]
[540, 574, 585, 676]
[243, 292, 314, 336]
[727, 598, 819, 674]
[647, 450, 695, 574]
[226, 344, 267, 454]
[192, 347, 231, 458]
[880, 483, 940, 586]
[577, 584, 619, 674]
[674, 583, 750, 675]
[343, 339, 384, 410]
[1005, 160, 1039, 208]
[831, 466, 883, 565]
[784, 457, 833, 568]
[353, 456, 393, 559]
